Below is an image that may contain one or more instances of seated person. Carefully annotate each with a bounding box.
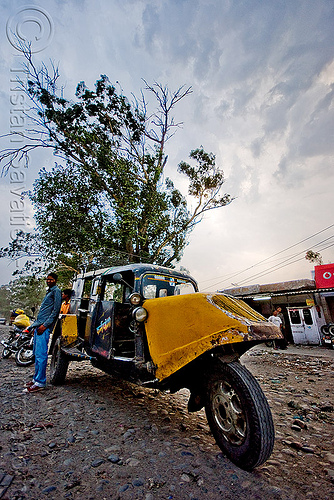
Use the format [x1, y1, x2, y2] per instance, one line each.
[60, 289, 72, 315]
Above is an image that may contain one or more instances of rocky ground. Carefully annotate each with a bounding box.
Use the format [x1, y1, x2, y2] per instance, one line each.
[0, 325, 333, 500]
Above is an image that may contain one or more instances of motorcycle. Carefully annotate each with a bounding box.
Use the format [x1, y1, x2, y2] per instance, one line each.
[1, 326, 34, 365]
[1, 309, 35, 365]
[321, 323, 334, 349]
[15, 329, 35, 366]
[1, 325, 25, 359]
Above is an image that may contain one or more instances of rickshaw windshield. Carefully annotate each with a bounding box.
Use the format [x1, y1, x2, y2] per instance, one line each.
[142, 273, 196, 299]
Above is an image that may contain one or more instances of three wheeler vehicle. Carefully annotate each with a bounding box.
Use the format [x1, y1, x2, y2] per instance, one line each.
[49, 264, 282, 470]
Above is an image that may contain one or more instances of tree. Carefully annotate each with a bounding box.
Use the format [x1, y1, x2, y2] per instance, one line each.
[0, 46, 232, 275]
[0, 285, 11, 319]
[305, 250, 323, 266]
[0, 276, 46, 319]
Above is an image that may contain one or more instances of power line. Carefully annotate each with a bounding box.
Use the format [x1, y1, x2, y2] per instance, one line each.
[203, 243, 333, 292]
[201, 222, 334, 285]
[233, 241, 334, 288]
[208, 240, 334, 291]
[200, 223, 334, 291]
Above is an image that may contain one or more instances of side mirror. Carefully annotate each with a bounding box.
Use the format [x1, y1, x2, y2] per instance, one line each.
[112, 273, 123, 283]
[31, 307, 36, 314]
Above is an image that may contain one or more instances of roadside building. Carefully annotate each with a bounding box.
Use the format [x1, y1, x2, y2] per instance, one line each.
[220, 264, 334, 346]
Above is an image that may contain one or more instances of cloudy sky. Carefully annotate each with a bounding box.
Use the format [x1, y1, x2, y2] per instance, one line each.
[0, 0, 333, 290]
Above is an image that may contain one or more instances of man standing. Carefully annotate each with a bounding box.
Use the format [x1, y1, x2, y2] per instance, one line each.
[268, 309, 287, 350]
[268, 309, 282, 329]
[25, 273, 62, 393]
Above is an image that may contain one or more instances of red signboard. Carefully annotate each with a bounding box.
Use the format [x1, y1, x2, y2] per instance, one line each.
[315, 263, 334, 288]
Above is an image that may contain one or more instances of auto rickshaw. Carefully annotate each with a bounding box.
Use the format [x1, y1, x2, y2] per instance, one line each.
[49, 264, 282, 471]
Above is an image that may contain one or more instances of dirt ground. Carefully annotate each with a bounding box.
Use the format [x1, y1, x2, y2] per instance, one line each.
[0, 325, 333, 500]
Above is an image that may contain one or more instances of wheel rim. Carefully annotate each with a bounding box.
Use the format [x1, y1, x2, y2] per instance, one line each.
[21, 349, 33, 361]
[211, 380, 247, 445]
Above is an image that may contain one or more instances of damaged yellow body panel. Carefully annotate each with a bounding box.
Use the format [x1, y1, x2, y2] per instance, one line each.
[59, 314, 78, 346]
[144, 293, 281, 381]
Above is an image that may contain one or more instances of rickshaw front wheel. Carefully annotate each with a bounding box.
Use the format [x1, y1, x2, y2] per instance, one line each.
[205, 360, 274, 471]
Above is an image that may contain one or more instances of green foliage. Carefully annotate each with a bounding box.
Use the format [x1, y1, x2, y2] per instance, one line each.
[0, 47, 233, 277]
[178, 148, 232, 212]
[0, 285, 11, 319]
[0, 231, 47, 276]
[1, 276, 46, 318]
[305, 250, 323, 266]
[30, 164, 111, 257]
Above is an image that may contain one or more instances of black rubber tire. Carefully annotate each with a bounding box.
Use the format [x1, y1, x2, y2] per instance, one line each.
[15, 346, 35, 366]
[205, 361, 275, 471]
[321, 324, 329, 334]
[1, 348, 11, 359]
[49, 337, 69, 385]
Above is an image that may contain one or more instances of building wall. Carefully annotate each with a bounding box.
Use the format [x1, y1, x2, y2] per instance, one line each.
[223, 278, 334, 343]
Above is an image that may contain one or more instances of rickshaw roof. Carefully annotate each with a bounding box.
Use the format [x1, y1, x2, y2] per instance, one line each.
[75, 263, 198, 287]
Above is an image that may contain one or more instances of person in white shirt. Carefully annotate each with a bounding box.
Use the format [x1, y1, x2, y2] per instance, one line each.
[268, 310, 282, 329]
[268, 309, 287, 349]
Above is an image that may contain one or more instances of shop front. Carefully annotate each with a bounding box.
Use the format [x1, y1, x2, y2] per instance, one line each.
[221, 274, 333, 346]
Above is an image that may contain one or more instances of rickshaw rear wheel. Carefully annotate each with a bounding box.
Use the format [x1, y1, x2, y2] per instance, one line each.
[50, 337, 69, 385]
[205, 360, 274, 471]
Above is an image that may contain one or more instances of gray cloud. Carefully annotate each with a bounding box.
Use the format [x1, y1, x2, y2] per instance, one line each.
[0, 0, 333, 286]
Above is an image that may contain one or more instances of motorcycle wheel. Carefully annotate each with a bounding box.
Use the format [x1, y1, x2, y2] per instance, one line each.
[50, 337, 69, 385]
[205, 361, 274, 471]
[326, 325, 334, 350]
[1, 347, 12, 359]
[15, 346, 35, 366]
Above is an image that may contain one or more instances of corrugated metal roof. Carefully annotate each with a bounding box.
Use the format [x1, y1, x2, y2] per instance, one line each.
[230, 287, 334, 299]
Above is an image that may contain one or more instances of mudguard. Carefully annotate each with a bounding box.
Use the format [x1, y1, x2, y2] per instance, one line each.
[49, 314, 78, 354]
[144, 293, 282, 381]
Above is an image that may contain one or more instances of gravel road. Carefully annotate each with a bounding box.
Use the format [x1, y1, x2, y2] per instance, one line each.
[0, 325, 333, 500]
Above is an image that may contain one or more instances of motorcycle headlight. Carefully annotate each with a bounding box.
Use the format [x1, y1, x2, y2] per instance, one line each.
[132, 307, 148, 322]
[129, 293, 142, 306]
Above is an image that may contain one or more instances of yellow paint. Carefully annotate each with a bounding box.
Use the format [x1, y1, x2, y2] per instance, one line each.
[144, 293, 276, 381]
[60, 314, 78, 346]
[209, 294, 266, 322]
[85, 316, 92, 341]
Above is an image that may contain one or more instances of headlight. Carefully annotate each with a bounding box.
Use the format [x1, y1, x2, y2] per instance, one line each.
[129, 293, 142, 306]
[132, 307, 148, 322]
